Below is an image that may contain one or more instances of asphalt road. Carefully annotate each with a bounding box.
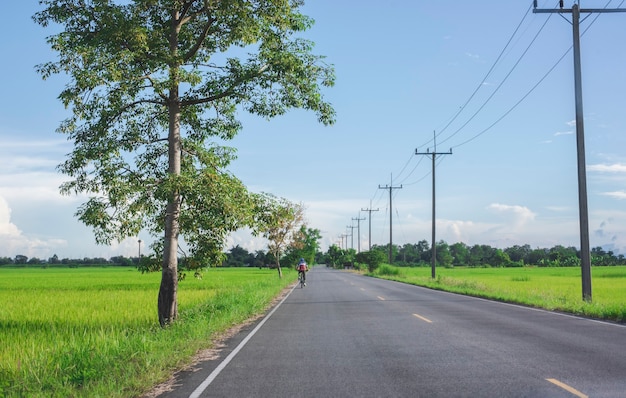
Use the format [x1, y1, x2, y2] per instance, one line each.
[157, 267, 626, 398]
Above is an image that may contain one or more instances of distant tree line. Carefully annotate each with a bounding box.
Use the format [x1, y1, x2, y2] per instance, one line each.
[320, 240, 626, 270]
[3, 239, 624, 270]
[0, 254, 139, 267]
[0, 226, 322, 271]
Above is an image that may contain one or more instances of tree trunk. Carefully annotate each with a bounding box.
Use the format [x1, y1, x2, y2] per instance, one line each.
[158, 96, 181, 326]
[276, 257, 283, 279]
[159, 10, 181, 327]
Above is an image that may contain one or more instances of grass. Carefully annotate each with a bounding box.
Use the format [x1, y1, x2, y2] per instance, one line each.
[0, 266, 296, 397]
[368, 265, 626, 322]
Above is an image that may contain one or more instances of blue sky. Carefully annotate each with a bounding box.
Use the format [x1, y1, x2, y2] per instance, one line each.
[2, 1, 626, 260]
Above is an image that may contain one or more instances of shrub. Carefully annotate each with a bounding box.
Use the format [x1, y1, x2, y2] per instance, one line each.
[356, 250, 387, 273]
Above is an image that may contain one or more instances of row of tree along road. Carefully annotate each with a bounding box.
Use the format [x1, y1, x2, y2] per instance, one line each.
[5, 239, 625, 270]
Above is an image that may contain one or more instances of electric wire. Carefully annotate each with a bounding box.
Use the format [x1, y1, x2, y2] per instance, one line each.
[437, 4, 554, 147]
[430, 2, 534, 147]
[393, 152, 419, 183]
[398, 155, 425, 185]
[450, 0, 616, 149]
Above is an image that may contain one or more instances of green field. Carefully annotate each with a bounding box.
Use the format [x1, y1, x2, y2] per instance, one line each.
[370, 265, 626, 322]
[0, 266, 297, 397]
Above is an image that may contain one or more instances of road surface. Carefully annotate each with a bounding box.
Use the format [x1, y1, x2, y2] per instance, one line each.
[156, 267, 626, 398]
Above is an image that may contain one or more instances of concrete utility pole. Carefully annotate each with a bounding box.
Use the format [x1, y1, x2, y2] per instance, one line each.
[533, 1, 626, 302]
[352, 216, 366, 253]
[361, 203, 380, 251]
[346, 225, 356, 250]
[416, 132, 452, 279]
[379, 180, 402, 264]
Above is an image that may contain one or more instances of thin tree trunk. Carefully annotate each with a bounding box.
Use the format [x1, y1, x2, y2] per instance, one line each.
[159, 9, 182, 327]
[276, 256, 283, 278]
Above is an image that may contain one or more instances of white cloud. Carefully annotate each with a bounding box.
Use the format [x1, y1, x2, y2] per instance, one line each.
[602, 191, 626, 200]
[0, 194, 69, 259]
[441, 219, 496, 245]
[487, 203, 536, 227]
[554, 131, 573, 136]
[588, 163, 626, 173]
[567, 120, 576, 127]
[0, 196, 21, 237]
[545, 205, 571, 212]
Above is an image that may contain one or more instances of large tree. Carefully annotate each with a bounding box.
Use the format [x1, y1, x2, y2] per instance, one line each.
[34, 0, 335, 326]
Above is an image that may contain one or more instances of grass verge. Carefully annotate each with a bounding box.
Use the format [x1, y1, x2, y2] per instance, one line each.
[368, 265, 626, 322]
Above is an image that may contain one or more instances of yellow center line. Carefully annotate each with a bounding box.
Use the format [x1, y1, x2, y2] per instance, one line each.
[546, 379, 588, 398]
[377, 296, 385, 301]
[412, 313, 433, 323]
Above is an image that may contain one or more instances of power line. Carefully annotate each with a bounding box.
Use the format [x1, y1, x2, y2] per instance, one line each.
[451, 0, 614, 149]
[438, 4, 554, 148]
[434, 2, 534, 145]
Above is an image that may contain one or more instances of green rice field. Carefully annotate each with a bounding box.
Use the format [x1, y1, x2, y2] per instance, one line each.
[370, 265, 626, 322]
[0, 266, 296, 397]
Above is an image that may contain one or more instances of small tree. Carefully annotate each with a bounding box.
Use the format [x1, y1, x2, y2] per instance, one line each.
[325, 244, 343, 268]
[252, 193, 305, 278]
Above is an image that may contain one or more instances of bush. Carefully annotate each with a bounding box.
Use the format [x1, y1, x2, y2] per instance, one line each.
[356, 250, 387, 273]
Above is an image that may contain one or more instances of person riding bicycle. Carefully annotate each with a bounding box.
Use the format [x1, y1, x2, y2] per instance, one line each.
[297, 258, 308, 286]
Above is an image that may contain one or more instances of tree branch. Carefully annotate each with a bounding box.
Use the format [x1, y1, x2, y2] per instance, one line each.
[183, 16, 215, 62]
[180, 63, 270, 107]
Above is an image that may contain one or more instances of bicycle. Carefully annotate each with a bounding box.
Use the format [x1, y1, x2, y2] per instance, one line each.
[298, 271, 306, 288]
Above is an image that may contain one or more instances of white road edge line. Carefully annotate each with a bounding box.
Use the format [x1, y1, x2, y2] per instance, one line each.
[188, 283, 297, 398]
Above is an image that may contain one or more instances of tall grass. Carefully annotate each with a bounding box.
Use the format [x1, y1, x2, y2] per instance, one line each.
[369, 265, 626, 322]
[0, 267, 296, 397]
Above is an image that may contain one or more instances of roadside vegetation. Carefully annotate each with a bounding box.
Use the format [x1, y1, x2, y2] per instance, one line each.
[367, 265, 626, 322]
[0, 266, 297, 397]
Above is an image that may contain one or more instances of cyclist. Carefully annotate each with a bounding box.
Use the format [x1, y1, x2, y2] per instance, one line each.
[297, 258, 308, 286]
